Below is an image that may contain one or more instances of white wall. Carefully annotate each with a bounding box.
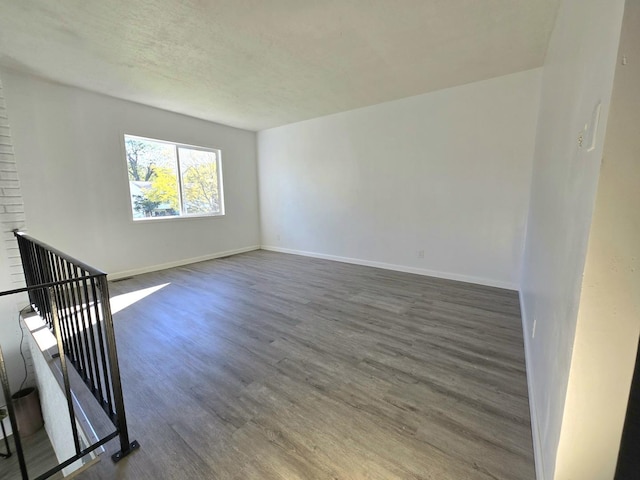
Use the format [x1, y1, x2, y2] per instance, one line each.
[554, 2, 640, 477]
[0, 69, 260, 277]
[258, 69, 542, 290]
[518, 0, 625, 478]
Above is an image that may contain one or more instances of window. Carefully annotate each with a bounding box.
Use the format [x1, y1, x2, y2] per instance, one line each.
[124, 135, 224, 220]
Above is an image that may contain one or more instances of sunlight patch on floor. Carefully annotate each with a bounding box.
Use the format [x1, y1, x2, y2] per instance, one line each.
[110, 283, 170, 314]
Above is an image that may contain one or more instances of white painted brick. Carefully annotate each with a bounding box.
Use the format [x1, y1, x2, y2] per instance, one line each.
[10, 265, 24, 276]
[0, 171, 19, 180]
[9, 259, 23, 268]
[0, 163, 17, 173]
[0, 179, 20, 188]
[0, 196, 23, 205]
[0, 87, 27, 276]
[1, 232, 21, 241]
[5, 205, 24, 213]
[9, 265, 23, 275]
[10, 272, 25, 283]
[2, 222, 21, 230]
[2, 188, 23, 197]
[10, 267, 24, 276]
[0, 212, 26, 222]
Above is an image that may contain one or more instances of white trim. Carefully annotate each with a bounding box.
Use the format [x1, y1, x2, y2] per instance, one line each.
[131, 212, 225, 224]
[520, 289, 545, 480]
[261, 245, 517, 290]
[108, 245, 260, 280]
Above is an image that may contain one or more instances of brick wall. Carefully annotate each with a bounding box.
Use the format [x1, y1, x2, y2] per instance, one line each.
[0, 75, 33, 395]
[0, 79, 26, 286]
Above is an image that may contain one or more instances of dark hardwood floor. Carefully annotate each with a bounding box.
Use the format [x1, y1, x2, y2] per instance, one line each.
[78, 250, 535, 479]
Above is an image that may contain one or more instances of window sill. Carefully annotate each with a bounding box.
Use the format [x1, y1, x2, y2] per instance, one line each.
[131, 213, 226, 224]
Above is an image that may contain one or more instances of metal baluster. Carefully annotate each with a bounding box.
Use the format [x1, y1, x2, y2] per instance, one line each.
[72, 265, 96, 392]
[51, 253, 77, 362]
[81, 273, 104, 399]
[36, 245, 51, 318]
[55, 256, 83, 369]
[65, 262, 91, 384]
[90, 277, 113, 415]
[16, 236, 35, 310]
[49, 288, 82, 455]
[61, 258, 87, 375]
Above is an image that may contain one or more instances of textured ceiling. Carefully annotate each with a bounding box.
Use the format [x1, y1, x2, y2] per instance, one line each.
[0, 0, 560, 131]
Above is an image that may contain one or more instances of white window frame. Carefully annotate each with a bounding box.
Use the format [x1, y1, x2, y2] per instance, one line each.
[123, 134, 225, 221]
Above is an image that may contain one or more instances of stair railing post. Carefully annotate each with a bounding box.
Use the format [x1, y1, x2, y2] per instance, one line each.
[97, 276, 139, 462]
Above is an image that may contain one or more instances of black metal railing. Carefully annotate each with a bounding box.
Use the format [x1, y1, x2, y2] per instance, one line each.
[0, 231, 139, 480]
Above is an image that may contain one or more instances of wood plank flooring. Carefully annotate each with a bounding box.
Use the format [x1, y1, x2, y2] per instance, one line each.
[77, 250, 535, 479]
[0, 428, 61, 480]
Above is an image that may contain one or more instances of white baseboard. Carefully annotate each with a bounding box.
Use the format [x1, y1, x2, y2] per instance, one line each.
[520, 289, 545, 480]
[261, 245, 517, 290]
[108, 245, 261, 280]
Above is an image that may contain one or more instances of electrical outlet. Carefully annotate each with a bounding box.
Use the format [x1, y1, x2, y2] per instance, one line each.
[532, 318, 537, 339]
[417, 250, 425, 259]
[276, 234, 281, 241]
